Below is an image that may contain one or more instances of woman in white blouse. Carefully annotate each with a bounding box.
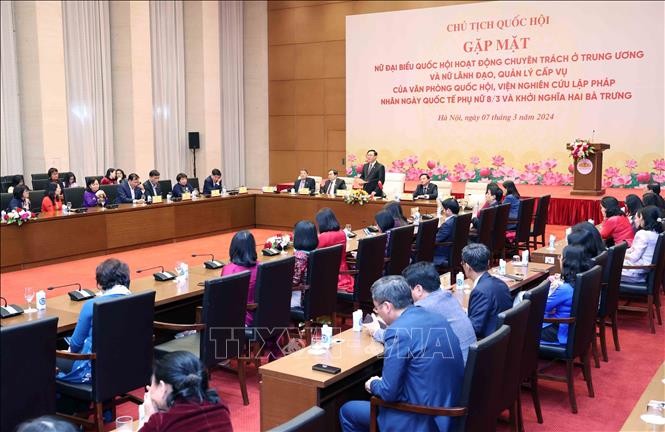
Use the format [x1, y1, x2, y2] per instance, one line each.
[621, 205, 663, 283]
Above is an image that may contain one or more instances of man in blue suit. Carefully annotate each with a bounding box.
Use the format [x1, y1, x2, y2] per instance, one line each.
[463, 243, 513, 339]
[433, 198, 460, 267]
[116, 173, 144, 204]
[339, 276, 464, 432]
[202, 168, 223, 195]
[293, 169, 316, 194]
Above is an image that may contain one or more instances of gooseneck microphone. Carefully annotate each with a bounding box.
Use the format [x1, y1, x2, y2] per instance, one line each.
[48, 282, 96, 302]
[136, 265, 165, 274]
[137, 265, 176, 282]
[191, 254, 224, 270]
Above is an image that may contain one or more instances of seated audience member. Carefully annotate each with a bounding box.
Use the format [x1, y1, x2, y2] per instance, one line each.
[320, 169, 346, 195]
[599, 196, 635, 247]
[568, 221, 607, 258]
[83, 178, 105, 208]
[57, 259, 132, 384]
[624, 194, 643, 231]
[339, 276, 464, 432]
[143, 170, 162, 199]
[116, 173, 145, 204]
[621, 206, 663, 283]
[141, 351, 233, 432]
[7, 185, 30, 211]
[101, 168, 116, 185]
[172, 173, 194, 198]
[383, 201, 409, 227]
[541, 245, 592, 345]
[7, 174, 24, 194]
[642, 191, 665, 218]
[463, 243, 513, 339]
[366, 262, 476, 364]
[433, 198, 460, 267]
[47, 167, 65, 190]
[202, 168, 223, 195]
[316, 208, 354, 292]
[412, 173, 438, 200]
[63, 173, 78, 188]
[471, 183, 503, 232]
[115, 169, 126, 184]
[293, 169, 316, 194]
[502, 179, 521, 229]
[647, 181, 665, 208]
[291, 220, 319, 308]
[41, 182, 63, 213]
[375, 209, 396, 256]
[16, 416, 78, 432]
[221, 231, 258, 326]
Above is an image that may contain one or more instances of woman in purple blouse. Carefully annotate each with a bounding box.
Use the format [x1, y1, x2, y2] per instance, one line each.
[83, 178, 104, 207]
[221, 230, 258, 326]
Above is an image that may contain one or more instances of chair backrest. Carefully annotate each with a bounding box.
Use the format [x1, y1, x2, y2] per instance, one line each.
[476, 205, 497, 251]
[514, 198, 536, 243]
[598, 241, 628, 317]
[338, 176, 355, 189]
[158, 180, 173, 198]
[201, 272, 250, 365]
[303, 245, 343, 319]
[456, 325, 511, 432]
[92, 291, 156, 402]
[496, 300, 531, 413]
[189, 177, 200, 192]
[432, 181, 452, 199]
[383, 172, 406, 197]
[450, 212, 472, 273]
[567, 266, 603, 358]
[63, 186, 85, 209]
[353, 234, 388, 304]
[385, 225, 415, 275]
[253, 256, 295, 329]
[531, 195, 551, 236]
[1, 317, 58, 432]
[414, 217, 438, 262]
[1, 192, 11, 212]
[28, 190, 43, 212]
[464, 181, 489, 196]
[520, 279, 550, 382]
[267, 406, 326, 432]
[492, 204, 511, 255]
[84, 176, 104, 186]
[31, 173, 49, 181]
[310, 176, 322, 192]
[645, 233, 665, 295]
[31, 178, 49, 191]
[100, 184, 119, 203]
[0, 181, 10, 193]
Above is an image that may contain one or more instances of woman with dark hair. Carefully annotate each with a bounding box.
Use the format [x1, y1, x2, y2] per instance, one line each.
[383, 201, 408, 227]
[83, 178, 105, 207]
[115, 168, 126, 184]
[7, 174, 24, 194]
[375, 209, 396, 256]
[41, 182, 63, 213]
[471, 183, 503, 232]
[16, 416, 78, 432]
[172, 173, 194, 198]
[599, 196, 634, 247]
[221, 230, 258, 325]
[625, 194, 643, 231]
[63, 173, 78, 188]
[568, 221, 607, 259]
[141, 351, 233, 432]
[541, 245, 592, 345]
[642, 192, 665, 218]
[7, 184, 30, 211]
[316, 208, 354, 292]
[502, 180, 521, 229]
[101, 168, 116, 185]
[291, 220, 319, 307]
[621, 206, 664, 283]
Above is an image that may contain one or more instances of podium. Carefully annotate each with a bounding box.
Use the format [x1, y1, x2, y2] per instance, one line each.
[567, 143, 610, 196]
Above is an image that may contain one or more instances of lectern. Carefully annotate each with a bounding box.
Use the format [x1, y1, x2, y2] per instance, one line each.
[567, 143, 610, 196]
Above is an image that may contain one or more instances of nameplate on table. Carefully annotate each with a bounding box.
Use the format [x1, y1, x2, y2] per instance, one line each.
[298, 188, 310, 195]
[399, 193, 414, 201]
[238, 187, 248, 194]
[211, 189, 221, 197]
[336, 190, 347, 197]
[181, 192, 191, 200]
[262, 186, 276, 193]
[152, 195, 163, 203]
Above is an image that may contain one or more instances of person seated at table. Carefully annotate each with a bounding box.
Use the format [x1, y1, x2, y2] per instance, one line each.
[625, 194, 643, 232]
[316, 207, 354, 293]
[7, 184, 30, 211]
[41, 182, 63, 213]
[202, 168, 223, 195]
[7, 174, 24, 194]
[568, 221, 607, 259]
[83, 178, 105, 207]
[463, 243, 513, 339]
[115, 168, 126, 184]
[221, 230, 258, 326]
[621, 206, 663, 284]
[339, 276, 464, 432]
[141, 351, 233, 432]
[541, 245, 592, 345]
[375, 209, 395, 256]
[599, 196, 635, 247]
[642, 191, 665, 218]
[291, 220, 318, 308]
[320, 169, 346, 195]
[647, 181, 665, 209]
[63, 173, 78, 188]
[47, 167, 66, 190]
[470, 183, 503, 233]
[412, 173, 438, 200]
[172, 173, 195, 198]
[143, 169, 162, 199]
[433, 198, 459, 267]
[16, 415, 78, 432]
[502, 179, 521, 230]
[116, 173, 145, 204]
[383, 201, 408, 227]
[293, 169, 315, 194]
[100, 167, 116, 185]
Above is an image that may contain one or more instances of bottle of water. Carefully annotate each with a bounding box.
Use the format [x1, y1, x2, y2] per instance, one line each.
[321, 324, 332, 349]
[456, 271, 464, 290]
[166, 193, 172, 203]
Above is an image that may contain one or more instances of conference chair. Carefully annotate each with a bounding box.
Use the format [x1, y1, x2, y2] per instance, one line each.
[505, 198, 536, 256]
[158, 179, 172, 198]
[412, 217, 438, 262]
[63, 186, 85, 209]
[0, 181, 10, 193]
[474, 205, 497, 251]
[0, 192, 11, 212]
[338, 176, 355, 190]
[590, 250, 608, 368]
[310, 176, 322, 193]
[619, 232, 665, 333]
[56, 291, 156, 432]
[596, 242, 627, 360]
[495, 300, 531, 432]
[464, 181, 489, 209]
[154, 273, 251, 404]
[268, 406, 326, 432]
[28, 190, 43, 212]
[432, 180, 452, 199]
[32, 178, 50, 191]
[369, 325, 511, 432]
[383, 172, 406, 198]
[339, 234, 387, 314]
[1, 317, 58, 432]
[529, 195, 551, 248]
[189, 177, 200, 192]
[84, 176, 104, 186]
[99, 184, 119, 204]
[492, 204, 511, 262]
[31, 173, 49, 181]
[538, 266, 603, 414]
[436, 212, 472, 275]
[385, 224, 415, 275]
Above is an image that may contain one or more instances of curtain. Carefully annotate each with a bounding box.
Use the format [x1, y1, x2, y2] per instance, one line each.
[1, 1, 23, 177]
[220, 1, 245, 188]
[150, 0, 186, 182]
[62, 0, 113, 179]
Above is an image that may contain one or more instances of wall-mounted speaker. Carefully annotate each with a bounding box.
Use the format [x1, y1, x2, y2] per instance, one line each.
[188, 132, 200, 149]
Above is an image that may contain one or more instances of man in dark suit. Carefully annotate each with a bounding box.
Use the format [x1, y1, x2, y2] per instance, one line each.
[320, 169, 346, 195]
[116, 173, 144, 204]
[433, 198, 460, 267]
[293, 169, 316, 194]
[358, 149, 385, 196]
[463, 243, 513, 339]
[412, 173, 438, 200]
[202, 168, 223, 195]
[142, 170, 162, 199]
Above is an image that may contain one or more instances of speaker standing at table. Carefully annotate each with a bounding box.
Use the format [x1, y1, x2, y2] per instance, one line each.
[293, 169, 316, 194]
[143, 170, 162, 200]
[412, 173, 438, 200]
[358, 149, 385, 196]
[116, 173, 144, 204]
[320, 169, 346, 195]
[202, 168, 223, 195]
[172, 173, 195, 198]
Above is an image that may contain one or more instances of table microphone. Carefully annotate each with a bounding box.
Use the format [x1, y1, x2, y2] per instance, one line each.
[191, 253, 224, 270]
[0, 296, 24, 318]
[137, 265, 176, 282]
[48, 282, 96, 302]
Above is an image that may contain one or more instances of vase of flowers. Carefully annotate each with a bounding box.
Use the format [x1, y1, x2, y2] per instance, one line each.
[569, 139, 594, 161]
[344, 189, 370, 206]
[2, 208, 35, 226]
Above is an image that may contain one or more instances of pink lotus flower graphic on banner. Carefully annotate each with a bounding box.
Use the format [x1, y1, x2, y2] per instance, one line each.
[524, 162, 540, 173]
[453, 163, 466, 173]
[470, 156, 480, 166]
[542, 158, 558, 171]
[562, 173, 574, 185]
[447, 173, 460, 182]
[432, 166, 448, 177]
[427, 160, 437, 169]
[347, 154, 357, 163]
[603, 179, 613, 188]
[479, 167, 491, 178]
[405, 155, 419, 166]
[568, 164, 574, 173]
[625, 159, 638, 171]
[542, 172, 563, 186]
[491, 155, 505, 167]
[653, 173, 665, 183]
[612, 175, 632, 187]
[406, 167, 421, 181]
[604, 167, 621, 178]
[653, 159, 665, 172]
[636, 172, 651, 183]
[520, 172, 540, 185]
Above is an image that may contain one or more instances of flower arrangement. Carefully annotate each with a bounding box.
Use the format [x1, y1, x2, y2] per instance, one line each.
[569, 139, 594, 161]
[264, 233, 291, 250]
[2, 208, 35, 226]
[344, 189, 370, 206]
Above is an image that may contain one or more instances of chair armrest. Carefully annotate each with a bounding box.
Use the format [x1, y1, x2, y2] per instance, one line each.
[292, 284, 310, 292]
[56, 350, 96, 361]
[435, 241, 453, 247]
[369, 396, 466, 432]
[622, 264, 656, 270]
[246, 303, 257, 311]
[154, 321, 206, 332]
[543, 317, 575, 324]
[340, 270, 359, 276]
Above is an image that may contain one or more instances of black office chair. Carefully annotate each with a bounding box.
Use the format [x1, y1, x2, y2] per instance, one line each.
[370, 325, 511, 432]
[63, 186, 85, 209]
[597, 241, 627, 360]
[32, 178, 50, 191]
[1, 317, 58, 432]
[99, 184, 119, 204]
[1, 192, 12, 212]
[529, 195, 551, 249]
[412, 217, 438, 262]
[0, 181, 10, 193]
[189, 177, 200, 192]
[85, 176, 104, 186]
[28, 190, 44, 212]
[31, 173, 49, 181]
[268, 406, 326, 432]
[385, 225, 415, 275]
[475, 205, 497, 251]
[56, 291, 156, 432]
[436, 212, 472, 275]
[506, 198, 536, 256]
[338, 235, 387, 312]
[590, 250, 608, 368]
[492, 203, 511, 262]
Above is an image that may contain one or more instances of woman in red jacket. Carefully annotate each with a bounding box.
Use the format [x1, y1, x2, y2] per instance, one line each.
[599, 196, 635, 247]
[315, 208, 354, 292]
[41, 182, 63, 213]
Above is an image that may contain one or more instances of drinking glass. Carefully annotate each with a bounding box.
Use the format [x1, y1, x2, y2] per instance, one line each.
[345, 224, 352, 232]
[115, 416, 133, 431]
[66, 202, 72, 212]
[310, 328, 322, 349]
[24, 287, 36, 313]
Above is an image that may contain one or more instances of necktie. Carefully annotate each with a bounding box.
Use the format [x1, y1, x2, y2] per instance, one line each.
[327, 181, 334, 194]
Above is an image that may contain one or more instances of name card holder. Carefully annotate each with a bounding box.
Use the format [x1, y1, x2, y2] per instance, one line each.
[152, 195, 163, 203]
[262, 186, 276, 193]
[238, 187, 248, 194]
[298, 188, 310, 195]
[182, 192, 191, 200]
[400, 193, 414, 201]
[211, 189, 221, 197]
[336, 190, 347, 197]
